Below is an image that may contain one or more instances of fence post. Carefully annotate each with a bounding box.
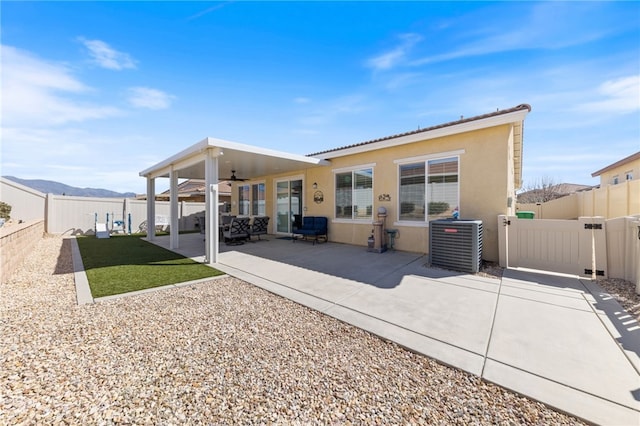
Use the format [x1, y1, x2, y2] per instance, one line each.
[578, 216, 607, 279]
[45, 193, 54, 234]
[627, 216, 640, 295]
[497, 215, 509, 268]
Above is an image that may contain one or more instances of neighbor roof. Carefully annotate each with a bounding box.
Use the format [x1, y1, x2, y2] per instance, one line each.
[307, 104, 532, 158]
[591, 151, 640, 177]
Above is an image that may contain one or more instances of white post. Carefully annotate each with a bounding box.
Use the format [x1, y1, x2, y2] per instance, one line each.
[146, 178, 156, 241]
[123, 198, 130, 234]
[205, 149, 220, 264]
[169, 168, 179, 250]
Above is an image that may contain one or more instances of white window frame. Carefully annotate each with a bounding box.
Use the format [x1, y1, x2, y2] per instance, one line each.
[237, 180, 267, 216]
[273, 175, 304, 235]
[250, 181, 267, 216]
[333, 163, 375, 223]
[237, 183, 250, 216]
[393, 151, 463, 227]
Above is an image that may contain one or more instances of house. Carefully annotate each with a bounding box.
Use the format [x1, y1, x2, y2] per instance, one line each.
[140, 104, 531, 264]
[516, 183, 593, 204]
[157, 179, 232, 210]
[591, 151, 640, 186]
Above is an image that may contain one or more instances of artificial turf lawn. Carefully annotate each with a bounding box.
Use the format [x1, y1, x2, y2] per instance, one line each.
[76, 234, 224, 298]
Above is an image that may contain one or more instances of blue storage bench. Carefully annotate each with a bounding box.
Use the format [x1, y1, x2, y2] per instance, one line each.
[292, 216, 328, 245]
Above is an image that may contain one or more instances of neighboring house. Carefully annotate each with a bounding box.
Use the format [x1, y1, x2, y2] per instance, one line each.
[591, 151, 640, 186]
[140, 104, 531, 264]
[157, 179, 232, 208]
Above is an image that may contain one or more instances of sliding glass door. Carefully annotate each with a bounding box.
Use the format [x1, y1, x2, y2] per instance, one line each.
[276, 178, 303, 234]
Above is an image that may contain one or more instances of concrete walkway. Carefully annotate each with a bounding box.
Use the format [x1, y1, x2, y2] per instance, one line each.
[150, 234, 640, 425]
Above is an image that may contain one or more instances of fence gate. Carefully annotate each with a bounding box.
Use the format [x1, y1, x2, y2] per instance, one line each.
[498, 215, 607, 278]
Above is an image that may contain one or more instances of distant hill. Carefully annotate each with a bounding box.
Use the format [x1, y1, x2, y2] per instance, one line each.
[3, 176, 137, 198]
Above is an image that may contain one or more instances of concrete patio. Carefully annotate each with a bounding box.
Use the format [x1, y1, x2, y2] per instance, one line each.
[149, 232, 640, 425]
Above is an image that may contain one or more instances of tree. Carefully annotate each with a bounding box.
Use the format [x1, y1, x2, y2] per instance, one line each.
[0, 202, 11, 220]
[517, 177, 566, 203]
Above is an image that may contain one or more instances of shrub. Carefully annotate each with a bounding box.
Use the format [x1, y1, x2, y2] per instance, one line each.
[0, 202, 11, 220]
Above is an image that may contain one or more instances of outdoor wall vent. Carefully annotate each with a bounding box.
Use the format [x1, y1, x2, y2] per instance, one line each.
[429, 219, 483, 273]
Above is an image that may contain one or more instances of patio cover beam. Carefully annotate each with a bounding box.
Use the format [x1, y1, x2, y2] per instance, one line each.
[139, 137, 330, 265]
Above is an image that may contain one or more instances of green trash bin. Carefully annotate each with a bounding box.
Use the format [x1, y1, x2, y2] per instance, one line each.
[516, 211, 535, 219]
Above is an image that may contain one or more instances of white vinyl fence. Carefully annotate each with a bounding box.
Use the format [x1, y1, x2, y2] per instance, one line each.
[45, 195, 207, 235]
[0, 177, 47, 223]
[498, 214, 640, 293]
[0, 178, 214, 236]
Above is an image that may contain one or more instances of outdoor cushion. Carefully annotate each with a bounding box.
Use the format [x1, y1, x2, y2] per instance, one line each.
[292, 216, 328, 244]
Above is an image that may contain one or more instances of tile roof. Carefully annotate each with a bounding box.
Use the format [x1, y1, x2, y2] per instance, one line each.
[591, 151, 640, 177]
[160, 179, 232, 196]
[307, 104, 531, 157]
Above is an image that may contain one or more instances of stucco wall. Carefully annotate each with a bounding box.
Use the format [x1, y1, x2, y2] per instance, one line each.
[598, 156, 640, 186]
[231, 123, 516, 262]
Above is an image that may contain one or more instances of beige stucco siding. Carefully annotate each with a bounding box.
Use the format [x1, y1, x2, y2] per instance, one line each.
[597, 156, 640, 186]
[230, 123, 517, 262]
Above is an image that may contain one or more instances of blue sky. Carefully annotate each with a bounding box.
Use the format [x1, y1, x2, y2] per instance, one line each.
[2, 1, 639, 194]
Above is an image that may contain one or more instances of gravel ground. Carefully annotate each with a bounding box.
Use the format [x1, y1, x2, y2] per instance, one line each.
[597, 278, 640, 322]
[1, 236, 587, 425]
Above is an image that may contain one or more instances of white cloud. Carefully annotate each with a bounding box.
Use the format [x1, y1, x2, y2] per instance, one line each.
[293, 97, 311, 104]
[127, 87, 175, 110]
[409, 3, 619, 67]
[0, 45, 121, 127]
[187, 2, 233, 21]
[79, 38, 137, 70]
[1, 126, 156, 193]
[366, 33, 423, 71]
[575, 75, 640, 114]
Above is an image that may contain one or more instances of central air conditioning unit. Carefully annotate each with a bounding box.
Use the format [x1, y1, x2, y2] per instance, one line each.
[429, 219, 483, 273]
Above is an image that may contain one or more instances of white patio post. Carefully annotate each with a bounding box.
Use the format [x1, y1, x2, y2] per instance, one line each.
[205, 149, 220, 264]
[169, 168, 179, 249]
[146, 177, 156, 241]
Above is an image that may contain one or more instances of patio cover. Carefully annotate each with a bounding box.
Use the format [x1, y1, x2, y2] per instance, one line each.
[139, 137, 329, 264]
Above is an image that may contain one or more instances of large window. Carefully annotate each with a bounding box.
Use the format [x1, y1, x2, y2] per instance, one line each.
[398, 156, 459, 222]
[335, 168, 373, 220]
[238, 183, 266, 216]
[238, 184, 250, 215]
[251, 183, 266, 215]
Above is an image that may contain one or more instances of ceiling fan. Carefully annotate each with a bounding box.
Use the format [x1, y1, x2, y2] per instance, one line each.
[223, 170, 247, 182]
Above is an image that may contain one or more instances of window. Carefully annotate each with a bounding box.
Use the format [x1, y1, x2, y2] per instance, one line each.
[626, 171, 634, 181]
[238, 184, 250, 215]
[335, 168, 373, 220]
[251, 183, 266, 215]
[399, 163, 425, 221]
[238, 182, 266, 216]
[398, 156, 459, 222]
[612, 175, 619, 185]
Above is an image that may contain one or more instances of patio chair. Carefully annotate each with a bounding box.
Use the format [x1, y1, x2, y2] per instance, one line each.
[223, 217, 250, 245]
[220, 214, 236, 239]
[250, 216, 270, 241]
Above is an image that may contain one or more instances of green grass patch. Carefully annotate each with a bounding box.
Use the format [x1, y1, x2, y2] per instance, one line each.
[76, 234, 224, 298]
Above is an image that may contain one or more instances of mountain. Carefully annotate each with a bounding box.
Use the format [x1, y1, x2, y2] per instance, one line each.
[3, 176, 137, 198]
